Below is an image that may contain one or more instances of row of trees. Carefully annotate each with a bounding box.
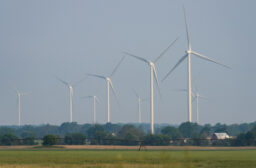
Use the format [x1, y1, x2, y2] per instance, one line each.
[0, 122, 255, 146]
[0, 134, 36, 145]
[1, 121, 255, 139]
[41, 123, 256, 146]
[233, 126, 256, 146]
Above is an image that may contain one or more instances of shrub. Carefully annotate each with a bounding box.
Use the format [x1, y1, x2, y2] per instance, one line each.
[42, 134, 58, 146]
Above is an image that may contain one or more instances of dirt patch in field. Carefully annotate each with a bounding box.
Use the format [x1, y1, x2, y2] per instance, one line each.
[0, 146, 35, 150]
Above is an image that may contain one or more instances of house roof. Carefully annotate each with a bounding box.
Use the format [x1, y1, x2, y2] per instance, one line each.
[212, 132, 229, 139]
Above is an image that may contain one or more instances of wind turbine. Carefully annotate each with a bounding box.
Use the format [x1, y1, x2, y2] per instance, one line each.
[193, 88, 207, 124]
[162, 7, 230, 122]
[81, 95, 100, 124]
[16, 89, 29, 126]
[133, 89, 147, 124]
[124, 37, 178, 134]
[56, 76, 86, 123]
[174, 88, 206, 124]
[87, 56, 125, 123]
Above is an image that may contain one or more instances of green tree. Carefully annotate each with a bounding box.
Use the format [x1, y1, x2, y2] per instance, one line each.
[118, 125, 144, 138]
[250, 126, 256, 135]
[245, 131, 255, 146]
[64, 133, 86, 145]
[87, 125, 109, 145]
[59, 122, 81, 135]
[42, 134, 57, 146]
[214, 123, 228, 133]
[161, 126, 182, 139]
[23, 136, 36, 145]
[179, 122, 201, 138]
[20, 131, 36, 139]
[0, 127, 15, 136]
[0, 134, 19, 145]
[200, 124, 212, 138]
[142, 134, 170, 146]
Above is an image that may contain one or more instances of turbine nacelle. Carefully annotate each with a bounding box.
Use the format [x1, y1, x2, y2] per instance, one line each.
[149, 62, 154, 67]
[106, 77, 111, 82]
[186, 50, 192, 54]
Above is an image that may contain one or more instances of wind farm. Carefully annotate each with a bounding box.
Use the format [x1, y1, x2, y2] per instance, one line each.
[0, 1, 246, 127]
[0, 2, 248, 130]
[0, 1, 255, 167]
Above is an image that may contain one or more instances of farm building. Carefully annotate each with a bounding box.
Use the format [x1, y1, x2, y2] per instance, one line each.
[211, 133, 230, 140]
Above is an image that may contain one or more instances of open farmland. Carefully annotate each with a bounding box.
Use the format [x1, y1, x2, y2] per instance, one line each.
[0, 148, 255, 168]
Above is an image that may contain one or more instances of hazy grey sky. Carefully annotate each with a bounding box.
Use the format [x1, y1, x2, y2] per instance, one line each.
[0, 0, 255, 125]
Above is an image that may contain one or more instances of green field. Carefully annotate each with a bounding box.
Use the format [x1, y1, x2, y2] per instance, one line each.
[0, 149, 255, 168]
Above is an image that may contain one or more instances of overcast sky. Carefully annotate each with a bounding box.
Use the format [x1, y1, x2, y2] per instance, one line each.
[0, 0, 255, 126]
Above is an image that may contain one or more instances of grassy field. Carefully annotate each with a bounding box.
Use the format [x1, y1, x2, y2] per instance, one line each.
[0, 148, 255, 168]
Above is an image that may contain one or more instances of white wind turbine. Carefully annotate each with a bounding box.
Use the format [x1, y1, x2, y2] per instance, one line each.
[193, 88, 207, 124]
[162, 7, 230, 122]
[87, 56, 125, 123]
[174, 88, 206, 124]
[56, 76, 86, 123]
[81, 95, 100, 124]
[16, 89, 29, 126]
[133, 89, 147, 124]
[124, 38, 178, 134]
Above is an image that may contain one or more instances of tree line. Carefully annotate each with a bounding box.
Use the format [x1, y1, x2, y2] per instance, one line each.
[0, 121, 255, 146]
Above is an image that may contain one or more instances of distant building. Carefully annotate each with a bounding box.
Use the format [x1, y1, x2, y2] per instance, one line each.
[211, 133, 230, 140]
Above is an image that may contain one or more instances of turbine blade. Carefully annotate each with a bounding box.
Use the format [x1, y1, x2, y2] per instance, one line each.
[195, 84, 198, 93]
[20, 92, 30, 96]
[191, 51, 231, 69]
[154, 37, 179, 63]
[199, 95, 208, 100]
[173, 88, 195, 97]
[132, 89, 139, 98]
[162, 54, 188, 82]
[15, 88, 19, 95]
[183, 6, 191, 50]
[123, 51, 149, 64]
[80, 96, 93, 99]
[173, 89, 187, 92]
[191, 90, 195, 97]
[55, 76, 69, 86]
[73, 76, 88, 87]
[87, 73, 106, 80]
[152, 65, 161, 98]
[141, 98, 149, 102]
[109, 80, 119, 105]
[95, 96, 100, 103]
[110, 56, 126, 77]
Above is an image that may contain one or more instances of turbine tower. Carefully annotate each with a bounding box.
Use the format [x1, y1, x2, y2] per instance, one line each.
[193, 89, 207, 124]
[124, 38, 178, 134]
[81, 95, 100, 124]
[87, 56, 125, 123]
[16, 89, 29, 126]
[162, 7, 230, 122]
[133, 89, 147, 124]
[56, 76, 86, 123]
